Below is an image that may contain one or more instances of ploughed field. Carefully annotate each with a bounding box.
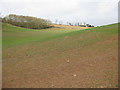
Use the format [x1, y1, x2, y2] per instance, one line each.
[2, 23, 118, 88]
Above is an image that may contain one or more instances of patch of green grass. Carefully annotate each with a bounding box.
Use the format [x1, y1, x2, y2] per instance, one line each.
[2, 23, 118, 48]
[2, 23, 79, 47]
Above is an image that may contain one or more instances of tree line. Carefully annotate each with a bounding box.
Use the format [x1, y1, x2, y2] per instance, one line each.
[2, 14, 52, 29]
[1, 14, 94, 29]
[55, 20, 94, 27]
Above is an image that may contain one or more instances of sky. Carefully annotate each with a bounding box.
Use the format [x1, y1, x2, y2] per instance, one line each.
[0, 0, 119, 26]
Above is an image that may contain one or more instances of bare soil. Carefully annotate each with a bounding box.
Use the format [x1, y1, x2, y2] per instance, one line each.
[2, 36, 118, 88]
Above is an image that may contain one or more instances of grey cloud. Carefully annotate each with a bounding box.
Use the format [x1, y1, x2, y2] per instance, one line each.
[0, 0, 119, 26]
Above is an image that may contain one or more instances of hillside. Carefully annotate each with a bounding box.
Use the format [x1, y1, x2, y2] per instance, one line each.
[2, 23, 118, 88]
[2, 23, 90, 47]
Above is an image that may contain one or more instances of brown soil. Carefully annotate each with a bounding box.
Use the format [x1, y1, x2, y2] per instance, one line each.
[2, 36, 118, 88]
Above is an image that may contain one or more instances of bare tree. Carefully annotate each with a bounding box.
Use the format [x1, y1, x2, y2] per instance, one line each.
[55, 20, 57, 24]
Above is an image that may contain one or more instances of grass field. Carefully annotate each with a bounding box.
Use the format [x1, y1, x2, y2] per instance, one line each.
[2, 23, 118, 88]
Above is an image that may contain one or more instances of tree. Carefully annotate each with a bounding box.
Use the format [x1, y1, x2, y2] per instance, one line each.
[55, 20, 57, 24]
[2, 14, 52, 29]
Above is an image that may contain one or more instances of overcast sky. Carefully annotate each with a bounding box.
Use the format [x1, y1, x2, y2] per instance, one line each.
[0, 0, 119, 26]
